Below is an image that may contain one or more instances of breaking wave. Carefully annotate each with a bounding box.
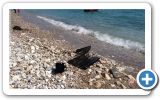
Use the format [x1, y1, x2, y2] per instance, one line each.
[37, 16, 144, 52]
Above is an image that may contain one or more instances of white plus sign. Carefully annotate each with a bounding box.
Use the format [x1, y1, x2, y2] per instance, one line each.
[142, 74, 153, 85]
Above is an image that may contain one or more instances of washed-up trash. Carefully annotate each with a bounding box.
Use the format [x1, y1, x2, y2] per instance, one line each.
[68, 55, 99, 70]
[75, 45, 91, 55]
[51, 62, 66, 74]
[12, 26, 23, 31]
[68, 46, 100, 70]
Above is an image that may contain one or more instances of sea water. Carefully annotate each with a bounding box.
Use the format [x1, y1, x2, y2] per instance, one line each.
[24, 9, 145, 51]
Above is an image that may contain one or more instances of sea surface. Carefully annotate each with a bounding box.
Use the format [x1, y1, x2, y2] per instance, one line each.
[23, 9, 145, 51]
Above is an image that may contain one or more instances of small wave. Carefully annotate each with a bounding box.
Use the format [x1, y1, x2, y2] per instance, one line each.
[37, 16, 144, 52]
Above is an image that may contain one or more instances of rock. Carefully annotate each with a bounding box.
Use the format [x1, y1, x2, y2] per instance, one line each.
[46, 70, 52, 78]
[95, 82, 101, 88]
[12, 75, 21, 81]
[60, 85, 65, 89]
[99, 58, 106, 64]
[110, 84, 116, 88]
[121, 84, 127, 89]
[89, 81, 93, 86]
[17, 56, 23, 61]
[105, 73, 111, 80]
[45, 59, 51, 62]
[61, 75, 66, 80]
[116, 67, 126, 72]
[35, 45, 39, 50]
[96, 63, 103, 68]
[21, 33, 26, 36]
[95, 75, 101, 79]
[109, 67, 124, 78]
[125, 66, 135, 72]
[30, 60, 36, 64]
[31, 46, 35, 53]
[27, 65, 33, 71]
[111, 60, 116, 65]
[115, 81, 127, 89]
[21, 73, 26, 78]
[29, 38, 34, 42]
[88, 69, 92, 74]
[24, 55, 29, 60]
[127, 75, 136, 87]
[12, 63, 17, 67]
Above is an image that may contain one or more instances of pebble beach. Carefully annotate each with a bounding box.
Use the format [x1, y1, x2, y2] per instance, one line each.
[9, 11, 141, 89]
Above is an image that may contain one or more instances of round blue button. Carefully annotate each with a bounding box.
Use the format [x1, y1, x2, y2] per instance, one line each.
[137, 69, 158, 90]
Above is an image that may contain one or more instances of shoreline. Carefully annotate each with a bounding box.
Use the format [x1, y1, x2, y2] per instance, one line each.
[9, 10, 141, 89]
[20, 11, 145, 68]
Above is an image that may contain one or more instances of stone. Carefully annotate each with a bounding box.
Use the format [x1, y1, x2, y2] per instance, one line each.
[95, 75, 101, 79]
[31, 46, 35, 53]
[109, 67, 124, 78]
[21, 73, 26, 79]
[27, 65, 33, 71]
[99, 58, 106, 64]
[88, 69, 92, 74]
[116, 67, 126, 72]
[96, 63, 103, 68]
[121, 84, 127, 89]
[46, 70, 52, 78]
[21, 33, 26, 36]
[61, 75, 66, 80]
[12, 63, 17, 67]
[105, 73, 111, 80]
[60, 85, 65, 89]
[95, 82, 101, 88]
[12, 75, 21, 81]
[35, 45, 39, 50]
[89, 81, 93, 86]
[24, 55, 29, 60]
[45, 59, 51, 62]
[116, 81, 127, 89]
[127, 75, 136, 87]
[30, 60, 36, 64]
[110, 84, 116, 88]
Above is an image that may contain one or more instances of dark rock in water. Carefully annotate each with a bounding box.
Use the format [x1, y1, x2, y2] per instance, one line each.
[51, 62, 66, 74]
[68, 55, 100, 70]
[13, 26, 23, 31]
[75, 46, 91, 55]
[109, 67, 124, 78]
[84, 9, 98, 12]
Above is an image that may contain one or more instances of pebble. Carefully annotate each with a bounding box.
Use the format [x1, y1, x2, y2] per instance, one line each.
[12, 63, 17, 67]
[99, 58, 106, 64]
[24, 55, 29, 60]
[95, 82, 102, 88]
[105, 73, 111, 80]
[12, 75, 21, 81]
[127, 75, 136, 87]
[30, 60, 36, 64]
[95, 75, 101, 79]
[109, 67, 124, 78]
[31, 46, 36, 53]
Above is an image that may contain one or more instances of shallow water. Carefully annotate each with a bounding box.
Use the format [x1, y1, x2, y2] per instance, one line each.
[23, 9, 145, 51]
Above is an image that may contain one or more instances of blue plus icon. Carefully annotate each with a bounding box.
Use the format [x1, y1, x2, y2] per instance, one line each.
[142, 73, 153, 85]
[137, 69, 158, 90]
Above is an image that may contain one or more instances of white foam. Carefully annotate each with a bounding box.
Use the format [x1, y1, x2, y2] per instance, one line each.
[37, 16, 144, 51]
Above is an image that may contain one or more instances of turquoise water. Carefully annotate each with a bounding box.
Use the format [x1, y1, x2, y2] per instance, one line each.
[24, 9, 145, 51]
